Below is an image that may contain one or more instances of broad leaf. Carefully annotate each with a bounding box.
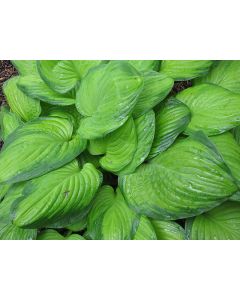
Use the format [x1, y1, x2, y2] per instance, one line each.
[148, 98, 191, 159]
[66, 216, 87, 232]
[133, 71, 173, 117]
[0, 116, 86, 184]
[127, 60, 159, 72]
[0, 184, 10, 201]
[151, 220, 185, 240]
[17, 75, 76, 106]
[11, 160, 102, 228]
[120, 135, 237, 220]
[3, 76, 41, 121]
[0, 224, 37, 240]
[76, 61, 143, 139]
[0, 106, 23, 141]
[133, 216, 157, 240]
[87, 186, 139, 240]
[37, 229, 85, 240]
[11, 60, 38, 76]
[195, 60, 240, 94]
[176, 84, 240, 135]
[187, 201, 240, 240]
[37, 60, 102, 93]
[160, 60, 213, 80]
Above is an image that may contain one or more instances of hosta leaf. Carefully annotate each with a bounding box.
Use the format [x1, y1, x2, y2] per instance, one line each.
[37, 229, 85, 240]
[195, 61, 240, 94]
[160, 60, 213, 80]
[187, 201, 240, 240]
[76, 61, 143, 139]
[11, 160, 102, 228]
[232, 126, 240, 145]
[79, 151, 101, 169]
[0, 184, 10, 201]
[210, 133, 240, 183]
[66, 215, 87, 232]
[120, 135, 237, 220]
[229, 191, 240, 202]
[133, 216, 157, 240]
[151, 220, 185, 240]
[3, 76, 41, 121]
[11, 60, 38, 76]
[148, 98, 191, 159]
[0, 106, 23, 141]
[0, 224, 37, 240]
[176, 84, 240, 135]
[127, 60, 159, 72]
[119, 110, 155, 174]
[133, 71, 173, 117]
[37, 60, 102, 93]
[0, 117, 86, 184]
[17, 75, 76, 106]
[87, 186, 139, 240]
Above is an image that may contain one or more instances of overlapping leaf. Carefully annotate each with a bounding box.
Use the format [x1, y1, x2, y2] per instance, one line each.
[0, 106, 23, 141]
[133, 216, 157, 240]
[11, 60, 38, 76]
[127, 60, 159, 72]
[151, 220, 185, 240]
[37, 229, 85, 240]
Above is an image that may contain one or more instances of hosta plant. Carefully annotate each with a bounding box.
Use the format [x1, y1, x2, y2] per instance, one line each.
[0, 59, 240, 240]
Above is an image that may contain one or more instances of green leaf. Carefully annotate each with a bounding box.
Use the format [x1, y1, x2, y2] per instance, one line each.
[0, 184, 10, 201]
[133, 216, 157, 240]
[160, 60, 213, 80]
[127, 60, 159, 72]
[37, 229, 85, 240]
[76, 61, 143, 139]
[0, 106, 23, 141]
[119, 110, 155, 174]
[176, 84, 240, 135]
[0, 117, 86, 184]
[3, 76, 41, 121]
[0, 224, 37, 240]
[79, 151, 101, 169]
[66, 215, 87, 232]
[37, 60, 102, 93]
[132, 71, 174, 117]
[148, 98, 191, 159]
[151, 220, 185, 240]
[11, 60, 38, 76]
[232, 126, 240, 145]
[195, 61, 240, 94]
[87, 186, 139, 240]
[11, 160, 102, 228]
[120, 135, 237, 220]
[17, 75, 76, 106]
[187, 201, 240, 240]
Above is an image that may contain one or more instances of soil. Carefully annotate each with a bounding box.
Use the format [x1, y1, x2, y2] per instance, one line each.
[0, 60, 18, 106]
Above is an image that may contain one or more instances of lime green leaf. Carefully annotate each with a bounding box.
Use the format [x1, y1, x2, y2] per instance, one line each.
[148, 98, 191, 159]
[195, 61, 240, 94]
[37, 229, 85, 240]
[187, 201, 240, 240]
[210, 133, 240, 183]
[3, 77, 41, 121]
[133, 216, 157, 240]
[12, 160, 102, 228]
[11, 60, 38, 76]
[0, 224, 37, 240]
[120, 135, 237, 220]
[119, 110, 155, 174]
[0, 184, 10, 201]
[176, 84, 240, 135]
[232, 126, 240, 145]
[79, 151, 101, 169]
[76, 61, 143, 139]
[160, 60, 213, 80]
[87, 186, 139, 240]
[151, 220, 185, 240]
[133, 71, 173, 117]
[37, 60, 102, 93]
[66, 216, 87, 232]
[127, 60, 159, 72]
[0, 117, 86, 184]
[0, 106, 23, 141]
[17, 75, 75, 106]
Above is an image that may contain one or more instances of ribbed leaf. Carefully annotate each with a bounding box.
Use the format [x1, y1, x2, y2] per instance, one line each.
[87, 186, 139, 240]
[11, 160, 102, 228]
[119, 110, 155, 174]
[148, 98, 191, 159]
[11, 60, 38, 76]
[151, 220, 185, 240]
[37, 229, 85, 240]
[195, 61, 240, 94]
[37, 60, 102, 93]
[232, 126, 240, 145]
[66, 216, 87, 232]
[187, 201, 240, 240]
[0, 116, 86, 184]
[79, 151, 101, 169]
[0, 106, 23, 141]
[133, 71, 173, 117]
[160, 60, 213, 80]
[127, 60, 159, 72]
[0, 184, 10, 200]
[176, 84, 240, 135]
[17, 75, 75, 106]
[120, 135, 237, 220]
[0, 224, 37, 240]
[3, 76, 41, 121]
[133, 216, 157, 240]
[76, 61, 143, 139]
